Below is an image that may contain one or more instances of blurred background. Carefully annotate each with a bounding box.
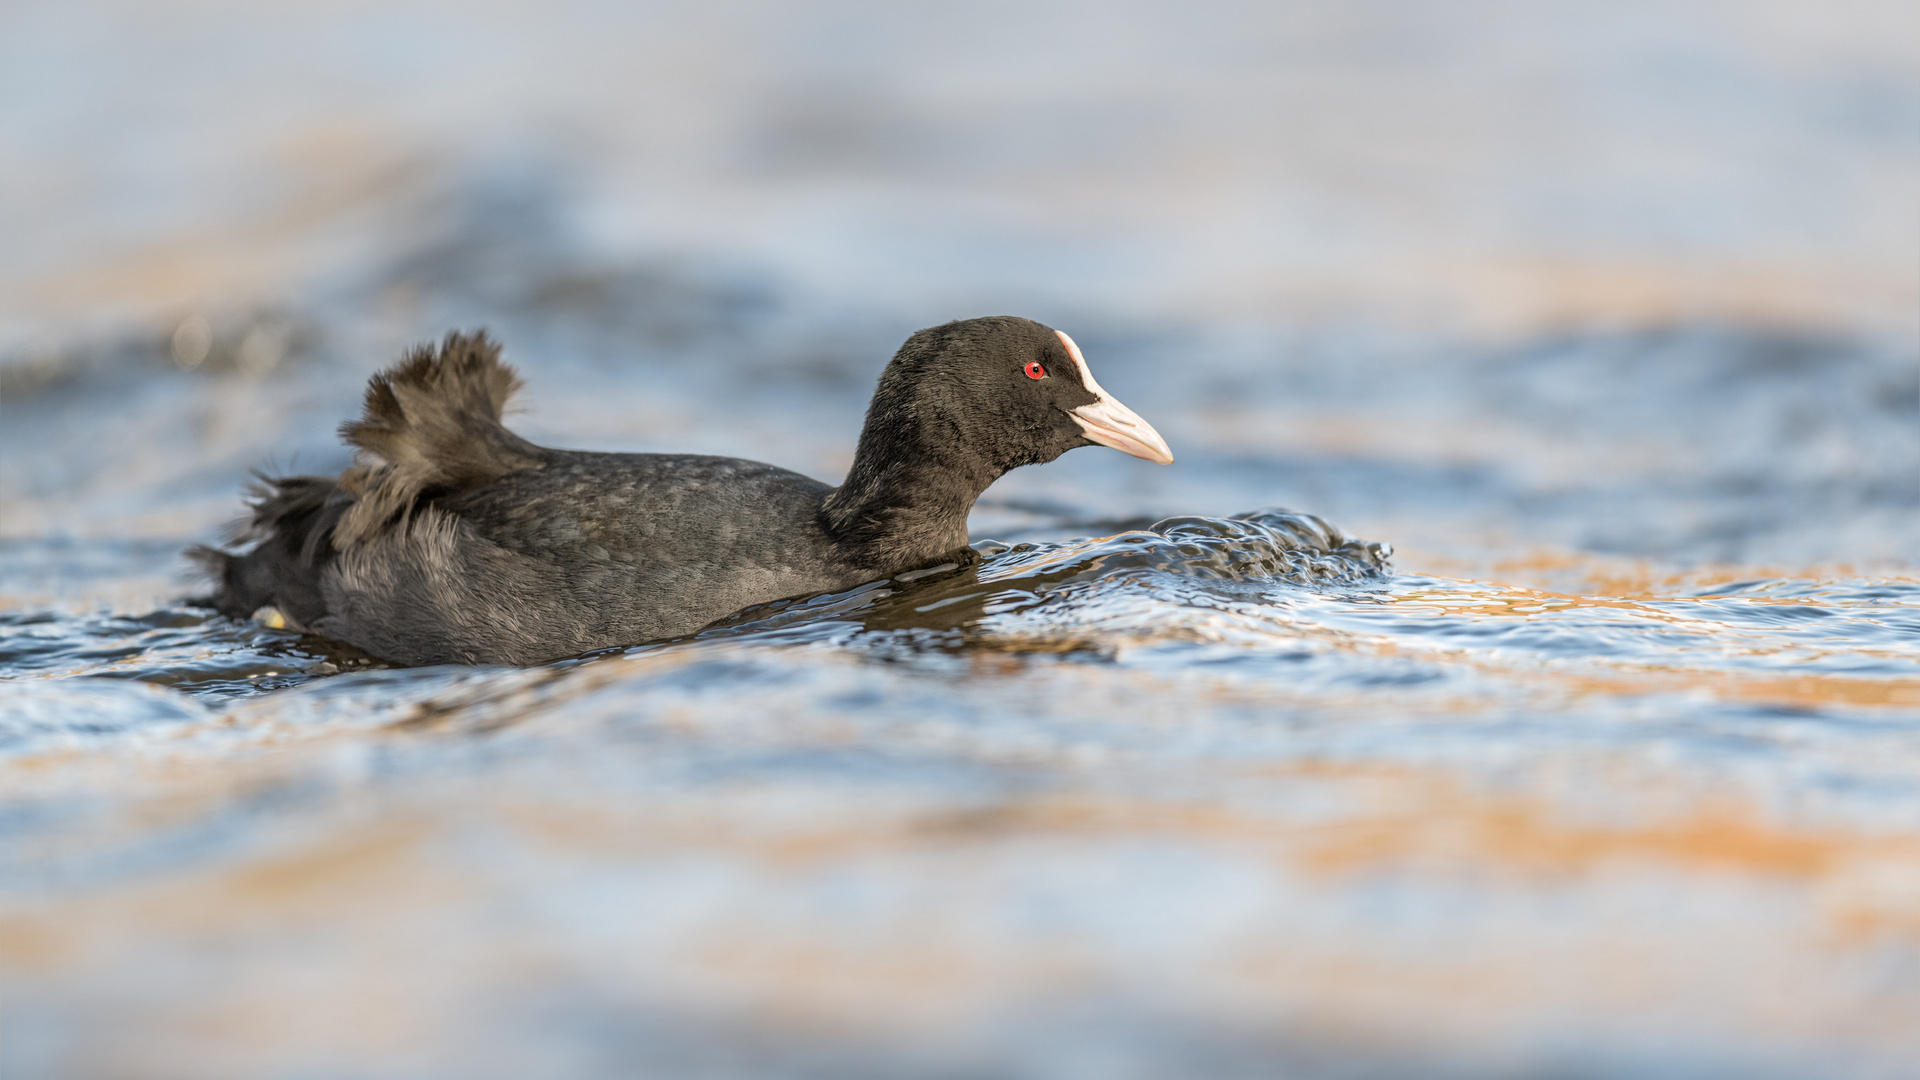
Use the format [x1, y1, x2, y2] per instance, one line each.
[5, 0, 1915, 566]
[2, 2, 1918, 1078]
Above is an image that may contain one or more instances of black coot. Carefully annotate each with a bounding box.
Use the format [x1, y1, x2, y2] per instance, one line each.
[192, 316, 1173, 665]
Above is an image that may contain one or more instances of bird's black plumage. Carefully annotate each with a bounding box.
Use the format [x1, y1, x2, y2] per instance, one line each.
[191, 316, 1172, 665]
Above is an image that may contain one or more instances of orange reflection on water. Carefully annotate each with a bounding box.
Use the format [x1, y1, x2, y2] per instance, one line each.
[1359, 549, 1920, 712]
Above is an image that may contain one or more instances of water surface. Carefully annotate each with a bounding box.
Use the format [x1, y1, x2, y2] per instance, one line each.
[4, 2, 1919, 1077]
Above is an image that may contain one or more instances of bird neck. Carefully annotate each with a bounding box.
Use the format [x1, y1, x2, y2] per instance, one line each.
[821, 414, 1000, 572]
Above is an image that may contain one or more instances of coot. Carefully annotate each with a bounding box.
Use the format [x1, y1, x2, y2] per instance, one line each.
[192, 316, 1172, 665]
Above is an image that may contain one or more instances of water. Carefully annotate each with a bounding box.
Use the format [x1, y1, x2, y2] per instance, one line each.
[4, 2, 1920, 1077]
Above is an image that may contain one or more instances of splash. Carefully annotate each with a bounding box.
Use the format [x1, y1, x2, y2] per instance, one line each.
[692, 509, 1391, 656]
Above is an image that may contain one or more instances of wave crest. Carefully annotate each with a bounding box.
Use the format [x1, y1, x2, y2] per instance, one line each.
[695, 509, 1391, 651]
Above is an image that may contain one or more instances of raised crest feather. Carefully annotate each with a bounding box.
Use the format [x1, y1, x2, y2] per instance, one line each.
[333, 331, 548, 546]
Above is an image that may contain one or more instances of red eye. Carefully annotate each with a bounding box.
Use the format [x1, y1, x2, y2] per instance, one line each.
[1024, 361, 1047, 380]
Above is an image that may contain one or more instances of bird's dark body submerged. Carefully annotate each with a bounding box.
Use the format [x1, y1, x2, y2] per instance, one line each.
[193, 317, 1173, 665]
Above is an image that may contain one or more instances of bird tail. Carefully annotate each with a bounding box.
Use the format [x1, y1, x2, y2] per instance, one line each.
[189, 329, 547, 622]
[186, 474, 344, 624]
